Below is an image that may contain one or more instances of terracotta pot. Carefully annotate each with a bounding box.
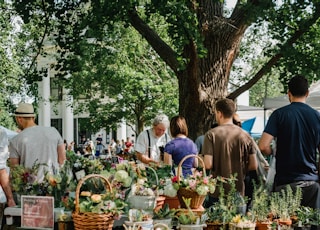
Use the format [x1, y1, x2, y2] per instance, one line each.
[277, 219, 292, 226]
[204, 222, 227, 230]
[255, 221, 272, 230]
[154, 196, 166, 211]
[163, 195, 180, 209]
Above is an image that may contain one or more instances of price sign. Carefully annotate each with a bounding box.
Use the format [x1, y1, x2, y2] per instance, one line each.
[21, 195, 54, 229]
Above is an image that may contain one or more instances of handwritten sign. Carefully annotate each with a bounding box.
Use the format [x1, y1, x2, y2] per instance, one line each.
[21, 196, 54, 229]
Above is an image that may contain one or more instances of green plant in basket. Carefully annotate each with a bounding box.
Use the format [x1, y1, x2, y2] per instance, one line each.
[175, 197, 207, 225]
[78, 191, 127, 217]
[153, 203, 177, 220]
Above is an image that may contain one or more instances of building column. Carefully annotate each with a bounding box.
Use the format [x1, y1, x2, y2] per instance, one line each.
[38, 69, 51, 127]
[62, 88, 74, 144]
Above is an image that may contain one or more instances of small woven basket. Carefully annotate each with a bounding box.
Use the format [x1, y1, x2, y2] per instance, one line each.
[177, 155, 206, 209]
[72, 174, 114, 230]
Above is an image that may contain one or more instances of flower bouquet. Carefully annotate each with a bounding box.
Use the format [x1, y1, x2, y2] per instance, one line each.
[10, 160, 73, 207]
[72, 174, 127, 230]
[174, 155, 216, 209]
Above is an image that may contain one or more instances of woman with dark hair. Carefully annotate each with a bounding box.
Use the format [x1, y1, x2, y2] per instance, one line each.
[163, 115, 198, 177]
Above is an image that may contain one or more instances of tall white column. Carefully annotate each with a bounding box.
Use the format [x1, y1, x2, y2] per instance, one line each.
[38, 68, 51, 127]
[116, 119, 127, 141]
[62, 88, 74, 144]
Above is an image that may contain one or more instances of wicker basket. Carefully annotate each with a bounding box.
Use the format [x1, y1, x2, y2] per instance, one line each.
[72, 174, 114, 230]
[177, 155, 206, 209]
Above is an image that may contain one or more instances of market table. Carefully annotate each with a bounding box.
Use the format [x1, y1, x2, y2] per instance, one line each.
[3, 206, 128, 230]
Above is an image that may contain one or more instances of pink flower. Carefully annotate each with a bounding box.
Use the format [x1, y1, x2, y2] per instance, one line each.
[203, 177, 209, 184]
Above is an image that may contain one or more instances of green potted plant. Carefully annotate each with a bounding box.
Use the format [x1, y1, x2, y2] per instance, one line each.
[229, 214, 256, 230]
[175, 197, 207, 230]
[270, 185, 302, 229]
[250, 183, 272, 230]
[294, 206, 320, 229]
[153, 203, 176, 228]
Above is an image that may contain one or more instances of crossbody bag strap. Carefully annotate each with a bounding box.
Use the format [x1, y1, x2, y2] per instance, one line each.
[147, 130, 151, 158]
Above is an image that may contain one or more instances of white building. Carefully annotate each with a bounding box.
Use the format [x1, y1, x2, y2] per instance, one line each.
[36, 44, 133, 147]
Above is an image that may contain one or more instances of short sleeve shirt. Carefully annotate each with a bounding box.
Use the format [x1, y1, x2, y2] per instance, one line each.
[134, 128, 170, 162]
[263, 102, 320, 185]
[203, 124, 256, 197]
[9, 126, 64, 181]
[164, 137, 198, 176]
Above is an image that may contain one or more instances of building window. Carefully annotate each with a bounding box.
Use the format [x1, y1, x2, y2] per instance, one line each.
[50, 78, 63, 101]
[51, 119, 63, 136]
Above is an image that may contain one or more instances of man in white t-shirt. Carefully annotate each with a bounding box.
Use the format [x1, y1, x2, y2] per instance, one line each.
[134, 114, 171, 164]
[9, 103, 66, 182]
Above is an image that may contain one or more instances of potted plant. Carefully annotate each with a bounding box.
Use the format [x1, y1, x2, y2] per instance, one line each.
[270, 185, 302, 229]
[126, 165, 158, 211]
[153, 203, 176, 228]
[204, 175, 245, 230]
[124, 209, 153, 230]
[250, 183, 272, 230]
[204, 203, 230, 230]
[175, 198, 207, 230]
[229, 214, 256, 230]
[294, 206, 320, 230]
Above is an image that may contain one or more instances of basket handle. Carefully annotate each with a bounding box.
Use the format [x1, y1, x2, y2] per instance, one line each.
[176, 155, 206, 182]
[74, 174, 112, 213]
[145, 166, 159, 186]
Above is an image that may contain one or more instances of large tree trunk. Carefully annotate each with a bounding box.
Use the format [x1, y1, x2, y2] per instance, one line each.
[178, 3, 248, 140]
[129, 1, 250, 140]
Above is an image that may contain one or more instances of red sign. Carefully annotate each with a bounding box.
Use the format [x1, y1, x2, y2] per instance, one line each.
[21, 196, 54, 229]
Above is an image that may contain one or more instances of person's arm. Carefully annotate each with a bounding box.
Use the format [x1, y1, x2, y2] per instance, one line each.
[163, 152, 172, 165]
[0, 169, 16, 207]
[248, 153, 258, 171]
[204, 155, 213, 170]
[258, 132, 274, 156]
[57, 143, 66, 165]
[9, 158, 19, 167]
[135, 151, 158, 164]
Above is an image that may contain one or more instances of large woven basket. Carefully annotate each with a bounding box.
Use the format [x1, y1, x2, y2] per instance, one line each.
[177, 155, 206, 209]
[72, 174, 114, 230]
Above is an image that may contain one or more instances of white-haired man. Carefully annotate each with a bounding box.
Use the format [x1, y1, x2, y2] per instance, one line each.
[134, 114, 171, 164]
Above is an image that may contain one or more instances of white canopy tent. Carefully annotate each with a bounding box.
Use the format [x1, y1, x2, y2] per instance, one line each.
[264, 80, 320, 110]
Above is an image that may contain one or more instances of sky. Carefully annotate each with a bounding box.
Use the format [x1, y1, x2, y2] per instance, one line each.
[226, 0, 237, 9]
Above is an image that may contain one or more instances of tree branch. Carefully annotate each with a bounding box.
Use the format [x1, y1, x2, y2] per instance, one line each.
[228, 3, 320, 100]
[127, 9, 180, 75]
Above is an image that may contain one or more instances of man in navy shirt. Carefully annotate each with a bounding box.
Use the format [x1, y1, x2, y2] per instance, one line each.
[259, 75, 320, 212]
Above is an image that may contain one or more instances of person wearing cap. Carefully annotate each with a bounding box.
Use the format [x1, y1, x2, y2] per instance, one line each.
[0, 128, 16, 207]
[134, 114, 171, 165]
[9, 103, 66, 182]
